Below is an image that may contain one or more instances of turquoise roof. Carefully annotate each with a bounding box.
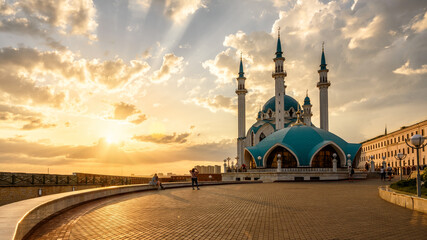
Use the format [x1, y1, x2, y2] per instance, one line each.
[320, 49, 327, 70]
[262, 95, 300, 113]
[239, 58, 244, 78]
[276, 37, 283, 58]
[304, 95, 311, 105]
[246, 125, 361, 167]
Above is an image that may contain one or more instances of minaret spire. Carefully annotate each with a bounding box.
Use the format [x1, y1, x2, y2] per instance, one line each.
[317, 42, 331, 131]
[239, 52, 244, 78]
[272, 27, 287, 131]
[276, 27, 283, 58]
[236, 54, 247, 167]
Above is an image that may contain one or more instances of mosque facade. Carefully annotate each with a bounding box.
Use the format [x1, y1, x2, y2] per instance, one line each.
[233, 31, 362, 179]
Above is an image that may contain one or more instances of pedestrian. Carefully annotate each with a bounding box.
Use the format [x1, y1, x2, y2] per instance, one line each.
[387, 164, 393, 181]
[190, 168, 200, 190]
[380, 166, 386, 181]
[348, 165, 354, 182]
[149, 173, 165, 190]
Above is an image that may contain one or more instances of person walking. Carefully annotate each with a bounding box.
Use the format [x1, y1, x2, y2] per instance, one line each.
[190, 168, 200, 190]
[387, 164, 393, 181]
[348, 165, 354, 182]
[380, 166, 386, 181]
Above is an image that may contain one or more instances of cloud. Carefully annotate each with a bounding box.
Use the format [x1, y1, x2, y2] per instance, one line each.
[0, 47, 151, 108]
[110, 102, 147, 124]
[112, 102, 139, 120]
[130, 114, 147, 124]
[411, 11, 427, 33]
[189, 95, 236, 113]
[0, 104, 56, 130]
[152, 53, 184, 83]
[132, 132, 191, 144]
[164, 0, 206, 23]
[393, 60, 427, 75]
[21, 118, 56, 130]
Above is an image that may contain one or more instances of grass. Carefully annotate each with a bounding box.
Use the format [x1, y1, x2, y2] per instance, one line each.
[390, 173, 427, 197]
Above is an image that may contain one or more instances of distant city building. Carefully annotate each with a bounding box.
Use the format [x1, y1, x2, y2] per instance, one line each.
[193, 165, 220, 174]
[360, 119, 427, 174]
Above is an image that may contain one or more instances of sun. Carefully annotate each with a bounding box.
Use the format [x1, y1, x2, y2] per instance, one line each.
[106, 136, 117, 144]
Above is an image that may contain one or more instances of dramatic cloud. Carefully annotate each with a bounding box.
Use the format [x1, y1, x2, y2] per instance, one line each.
[164, 0, 206, 23]
[132, 132, 191, 144]
[0, 47, 151, 106]
[393, 61, 427, 75]
[0, 0, 98, 43]
[188, 95, 236, 113]
[152, 53, 184, 83]
[0, 104, 56, 130]
[111, 102, 147, 124]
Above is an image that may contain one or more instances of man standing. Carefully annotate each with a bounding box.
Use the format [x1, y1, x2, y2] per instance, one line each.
[190, 168, 200, 190]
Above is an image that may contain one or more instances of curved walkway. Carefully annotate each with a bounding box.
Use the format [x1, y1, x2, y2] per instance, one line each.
[27, 179, 426, 240]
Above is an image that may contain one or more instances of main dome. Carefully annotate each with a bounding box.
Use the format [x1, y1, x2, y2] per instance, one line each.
[245, 125, 361, 167]
[262, 95, 301, 113]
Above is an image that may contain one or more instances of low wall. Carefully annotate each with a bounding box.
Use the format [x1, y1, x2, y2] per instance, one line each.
[223, 171, 367, 182]
[378, 186, 427, 214]
[0, 181, 260, 240]
[0, 185, 101, 206]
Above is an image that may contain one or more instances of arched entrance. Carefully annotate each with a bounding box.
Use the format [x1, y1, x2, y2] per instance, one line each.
[266, 146, 297, 168]
[311, 145, 341, 168]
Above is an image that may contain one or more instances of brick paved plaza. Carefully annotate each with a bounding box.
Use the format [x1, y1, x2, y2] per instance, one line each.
[27, 179, 426, 240]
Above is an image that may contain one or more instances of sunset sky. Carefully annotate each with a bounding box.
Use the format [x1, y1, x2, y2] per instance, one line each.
[0, 0, 426, 175]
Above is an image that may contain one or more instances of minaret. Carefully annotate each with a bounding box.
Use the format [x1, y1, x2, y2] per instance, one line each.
[236, 54, 247, 166]
[272, 28, 287, 131]
[317, 42, 330, 131]
[303, 90, 312, 126]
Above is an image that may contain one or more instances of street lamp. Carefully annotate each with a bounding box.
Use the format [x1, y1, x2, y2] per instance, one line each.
[394, 153, 406, 181]
[257, 156, 262, 168]
[405, 134, 427, 197]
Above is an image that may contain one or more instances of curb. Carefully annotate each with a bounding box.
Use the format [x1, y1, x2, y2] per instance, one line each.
[378, 185, 427, 214]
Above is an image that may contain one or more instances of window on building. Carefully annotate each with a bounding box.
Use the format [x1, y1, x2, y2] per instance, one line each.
[412, 159, 414, 165]
[411, 132, 414, 136]
[407, 134, 409, 139]
[259, 132, 266, 142]
[412, 148, 414, 153]
[387, 140, 389, 145]
[422, 129, 424, 136]
[388, 152, 390, 157]
[398, 136, 400, 142]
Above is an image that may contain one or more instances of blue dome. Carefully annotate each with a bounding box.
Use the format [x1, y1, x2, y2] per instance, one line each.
[262, 95, 300, 113]
[246, 125, 361, 167]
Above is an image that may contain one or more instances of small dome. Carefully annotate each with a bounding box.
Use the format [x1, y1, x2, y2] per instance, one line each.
[246, 125, 361, 167]
[304, 95, 311, 105]
[262, 95, 300, 113]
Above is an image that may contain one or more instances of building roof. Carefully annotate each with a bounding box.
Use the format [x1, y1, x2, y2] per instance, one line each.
[246, 125, 361, 167]
[262, 95, 301, 113]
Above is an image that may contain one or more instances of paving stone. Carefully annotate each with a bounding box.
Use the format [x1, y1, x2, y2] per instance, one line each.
[27, 179, 426, 240]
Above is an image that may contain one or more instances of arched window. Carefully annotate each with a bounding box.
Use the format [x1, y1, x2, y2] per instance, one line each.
[311, 145, 341, 168]
[289, 109, 294, 118]
[266, 146, 297, 168]
[259, 132, 266, 142]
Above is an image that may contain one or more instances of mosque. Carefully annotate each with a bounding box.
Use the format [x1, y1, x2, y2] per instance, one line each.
[227, 31, 363, 181]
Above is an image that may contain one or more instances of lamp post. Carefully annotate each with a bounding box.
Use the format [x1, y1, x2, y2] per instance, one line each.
[346, 154, 351, 167]
[382, 156, 386, 169]
[394, 153, 406, 181]
[370, 155, 375, 172]
[227, 157, 230, 171]
[405, 134, 426, 197]
[223, 159, 227, 173]
[257, 156, 262, 168]
[277, 154, 282, 172]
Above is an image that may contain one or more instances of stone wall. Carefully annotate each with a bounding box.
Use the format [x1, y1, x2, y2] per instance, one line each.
[0, 185, 101, 206]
